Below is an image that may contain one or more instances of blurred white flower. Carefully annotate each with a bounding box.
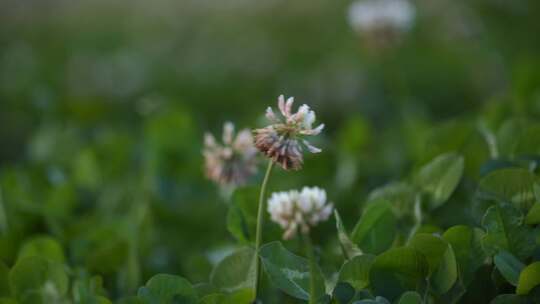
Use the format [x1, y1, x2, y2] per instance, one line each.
[254, 95, 324, 170]
[348, 0, 415, 48]
[203, 122, 258, 187]
[348, 0, 415, 32]
[268, 186, 333, 240]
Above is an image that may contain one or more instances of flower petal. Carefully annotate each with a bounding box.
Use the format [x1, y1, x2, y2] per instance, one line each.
[303, 140, 322, 153]
[204, 133, 216, 148]
[278, 95, 287, 116]
[265, 106, 280, 123]
[285, 96, 294, 117]
[222, 122, 235, 144]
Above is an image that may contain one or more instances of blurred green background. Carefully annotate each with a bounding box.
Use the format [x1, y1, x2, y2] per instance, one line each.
[1, 0, 540, 302]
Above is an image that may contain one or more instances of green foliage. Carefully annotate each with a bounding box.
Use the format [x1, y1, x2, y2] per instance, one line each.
[415, 152, 464, 209]
[516, 262, 540, 295]
[198, 289, 253, 304]
[2, 3, 540, 302]
[8, 256, 69, 304]
[0, 261, 9, 297]
[226, 187, 259, 244]
[494, 251, 525, 286]
[71, 272, 109, 304]
[17, 236, 65, 264]
[490, 294, 529, 304]
[210, 247, 255, 295]
[525, 202, 540, 225]
[259, 241, 326, 301]
[137, 274, 198, 304]
[397, 291, 422, 304]
[478, 168, 537, 210]
[481, 203, 536, 260]
[442, 225, 486, 286]
[351, 201, 396, 255]
[337, 254, 375, 290]
[369, 247, 428, 302]
[332, 282, 355, 304]
[409, 234, 457, 294]
[335, 211, 363, 259]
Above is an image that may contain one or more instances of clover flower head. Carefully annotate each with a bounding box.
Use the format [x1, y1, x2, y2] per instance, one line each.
[267, 186, 333, 240]
[254, 95, 324, 170]
[348, 0, 415, 33]
[203, 121, 258, 187]
[348, 0, 415, 48]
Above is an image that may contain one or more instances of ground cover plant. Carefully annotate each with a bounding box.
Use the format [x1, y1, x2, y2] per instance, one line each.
[2, 0, 540, 303]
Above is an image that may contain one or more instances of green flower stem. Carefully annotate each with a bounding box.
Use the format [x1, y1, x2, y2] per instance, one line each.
[254, 160, 274, 301]
[304, 232, 317, 304]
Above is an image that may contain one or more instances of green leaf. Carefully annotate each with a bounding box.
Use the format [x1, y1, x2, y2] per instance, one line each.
[517, 262, 540, 295]
[210, 247, 255, 295]
[478, 168, 536, 210]
[335, 210, 362, 259]
[332, 282, 355, 304]
[193, 282, 216, 299]
[259, 241, 326, 300]
[337, 254, 375, 290]
[95, 297, 112, 304]
[351, 201, 396, 255]
[9, 256, 68, 304]
[353, 296, 390, 304]
[198, 294, 226, 304]
[116, 296, 144, 304]
[481, 204, 536, 260]
[437, 279, 467, 304]
[369, 247, 428, 302]
[397, 291, 423, 304]
[17, 236, 65, 263]
[198, 289, 253, 304]
[72, 274, 108, 304]
[226, 204, 250, 244]
[442, 226, 486, 286]
[226, 187, 259, 244]
[494, 251, 525, 286]
[525, 202, 540, 225]
[367, 182, 416, 217]
[137, 274, 198, 304]
[490, 294, 529, 304]
[409, 234, 457, 294]
[415, 152, 464, 209]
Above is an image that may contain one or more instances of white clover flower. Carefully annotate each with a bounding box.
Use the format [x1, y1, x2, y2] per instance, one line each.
[348, 0, 415, 33]
[254, 95, 324, 170]
[267, 186, 333, 240]
[203, 122, 258, 187]
[348, 0, 415, 48]
[297, 187, 334, 227]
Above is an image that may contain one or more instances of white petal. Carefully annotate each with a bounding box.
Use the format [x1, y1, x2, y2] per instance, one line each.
[278, 95, 287, 116]
[291, 104, 309, 123]
[222, 122, 235, 145]
[312, 123, 325, 134]
[204, 133, 216, 147]
[303, 140, 322, 153]
[285, 97, 294, 117]
[265, 107, 279, 122]
[303, 110, 316, 128]
[233, 129, 253, 150]
[320, 204, 333, 221]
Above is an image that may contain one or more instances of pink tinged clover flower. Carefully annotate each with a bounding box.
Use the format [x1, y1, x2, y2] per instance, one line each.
[254, 95, 324, 170]
[267, 186, 333, 240]
[203, 122, 258, 187]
